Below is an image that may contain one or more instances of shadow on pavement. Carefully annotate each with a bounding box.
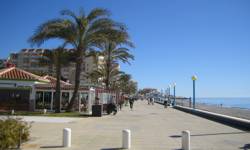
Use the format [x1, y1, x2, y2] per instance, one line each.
[40, 145, 64, 148]
[170, 131, 249, 138]
[239, 144, 250, 150]
[100, 148, 124, 150]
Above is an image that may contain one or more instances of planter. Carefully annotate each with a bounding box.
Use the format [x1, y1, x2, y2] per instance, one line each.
[92, 105, 103, 117]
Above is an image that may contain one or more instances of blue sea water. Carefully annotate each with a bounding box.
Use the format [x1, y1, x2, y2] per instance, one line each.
[196, 97, 250, 110]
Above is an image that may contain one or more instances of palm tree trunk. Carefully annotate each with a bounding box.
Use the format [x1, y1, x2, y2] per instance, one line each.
[105, 61, 110, 90]
[67, 49, 83, 111]
[105, 44, 111, 90]
[55, 59, 61, 113]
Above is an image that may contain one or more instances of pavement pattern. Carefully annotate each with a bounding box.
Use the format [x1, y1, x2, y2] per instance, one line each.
[22, 100, 250, 150]
[0, 116, 78, 123]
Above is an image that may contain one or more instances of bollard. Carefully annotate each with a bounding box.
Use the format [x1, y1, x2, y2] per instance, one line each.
[11, 109, 15, 115]
[122, 129, 131, 149]
[182, 130, 190, 150]
[63, 128, 71, 147]
[43, 109, 47, 114]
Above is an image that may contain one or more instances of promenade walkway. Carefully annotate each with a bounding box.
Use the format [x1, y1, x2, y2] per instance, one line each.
[23, 100, 250, 150]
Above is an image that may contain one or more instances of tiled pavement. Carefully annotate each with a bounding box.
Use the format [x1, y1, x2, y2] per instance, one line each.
[22, 100, 250, 150]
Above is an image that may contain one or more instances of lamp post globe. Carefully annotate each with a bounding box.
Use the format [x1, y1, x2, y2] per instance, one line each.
[192, 75, 197, 81]
[173, 82, 176, 87]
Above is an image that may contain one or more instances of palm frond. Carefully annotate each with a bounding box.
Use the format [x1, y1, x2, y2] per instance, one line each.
[60, 9, 84, 29]
[87, 8, 110, 23]
[29, 19, 77, 47]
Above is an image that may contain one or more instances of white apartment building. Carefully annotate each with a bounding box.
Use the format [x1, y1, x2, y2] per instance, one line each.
[8, 49, 105, 86]
[9, 49, 50, 74]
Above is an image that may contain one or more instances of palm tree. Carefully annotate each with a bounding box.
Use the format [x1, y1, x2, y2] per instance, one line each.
[115, 73, 137, 95]
[87, 63, 124, 87]
[98, 41, 134, 89]
[116, 73, 131, 92]
[29, 8, 130, 111]
[39, 47, 70, 112]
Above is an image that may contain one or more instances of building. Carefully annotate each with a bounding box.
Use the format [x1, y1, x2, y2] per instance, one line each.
[0, 59, 7, 69]
[8, 48, 105, 86]
[0, 67, 120, 113]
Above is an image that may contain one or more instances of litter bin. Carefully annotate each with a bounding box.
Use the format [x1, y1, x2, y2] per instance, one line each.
[92, 104, 103, 117]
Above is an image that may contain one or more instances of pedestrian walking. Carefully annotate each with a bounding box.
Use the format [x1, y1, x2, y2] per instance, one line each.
[149, 97, 153, 105]
[129, 97, 134, 110]
[164, 99, 168, 108]
[151, 98, 154, 105]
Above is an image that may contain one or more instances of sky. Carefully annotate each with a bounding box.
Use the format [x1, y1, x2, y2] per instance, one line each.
[0, 0, 250, 97]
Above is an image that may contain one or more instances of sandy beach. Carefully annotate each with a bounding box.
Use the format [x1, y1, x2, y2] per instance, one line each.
[175, 99, 250, 120]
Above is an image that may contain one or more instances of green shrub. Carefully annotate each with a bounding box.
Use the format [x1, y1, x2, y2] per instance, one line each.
[0, 117, 31, 150]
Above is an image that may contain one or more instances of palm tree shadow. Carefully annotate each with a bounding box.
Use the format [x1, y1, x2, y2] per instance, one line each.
[170, 131, 249, 138]
[40, 145, 64, 148]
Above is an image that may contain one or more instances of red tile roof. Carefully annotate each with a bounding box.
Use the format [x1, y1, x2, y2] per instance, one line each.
[0, 67, 49, 82]
[0, 67, 105, 92]
[34, 75, 78, 90]
[42, 75, 72, 86]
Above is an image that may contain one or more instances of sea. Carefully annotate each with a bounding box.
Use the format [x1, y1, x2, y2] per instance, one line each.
[196, 97, 250, 110]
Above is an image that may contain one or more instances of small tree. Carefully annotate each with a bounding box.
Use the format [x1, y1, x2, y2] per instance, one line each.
[0, 118, 31, 150]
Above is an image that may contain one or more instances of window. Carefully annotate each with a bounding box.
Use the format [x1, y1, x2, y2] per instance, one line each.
[82, 63, 85, 71]
[61, 92, 70, 110]
[35, 91, 52, 110]
[35, 92, 43, 109]
[23, 58, 29, 64]
[31, 62, 38, 67]
[44, 92, 52, 109]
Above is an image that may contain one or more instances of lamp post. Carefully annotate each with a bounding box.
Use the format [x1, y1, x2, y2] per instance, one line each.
[192, 75, 197, 109]
[168, 84, 171, 97]
[173, 83, 176, 106]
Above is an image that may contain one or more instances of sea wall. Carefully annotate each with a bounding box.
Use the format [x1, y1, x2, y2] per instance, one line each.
[174, 105, 250, 131]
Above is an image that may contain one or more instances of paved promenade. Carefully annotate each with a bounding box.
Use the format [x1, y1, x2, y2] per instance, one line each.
[23, 101, 250, 150]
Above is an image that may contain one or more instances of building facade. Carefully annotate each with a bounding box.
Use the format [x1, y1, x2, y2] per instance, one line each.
[0, 59, 7, 69]
[0, 67, 120, 113]
[8, 49, 104, 86]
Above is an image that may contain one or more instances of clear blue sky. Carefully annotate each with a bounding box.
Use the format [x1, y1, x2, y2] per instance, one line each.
[0, 0, 250, 97]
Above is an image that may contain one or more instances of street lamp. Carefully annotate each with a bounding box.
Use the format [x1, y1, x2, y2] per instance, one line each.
[173, 83, 176, 106]
[192, 75, 197, 109]
[168, 84, 171, 96]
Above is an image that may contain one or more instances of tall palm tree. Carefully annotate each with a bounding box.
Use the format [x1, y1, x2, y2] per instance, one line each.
[87, 63, 124, 87]
[101, 41, 134, 89]
[29, 8, 130, 111]
[40, 47, 70, 112]
[115, 73, 137, 94]
[116, 73, 131, 92]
